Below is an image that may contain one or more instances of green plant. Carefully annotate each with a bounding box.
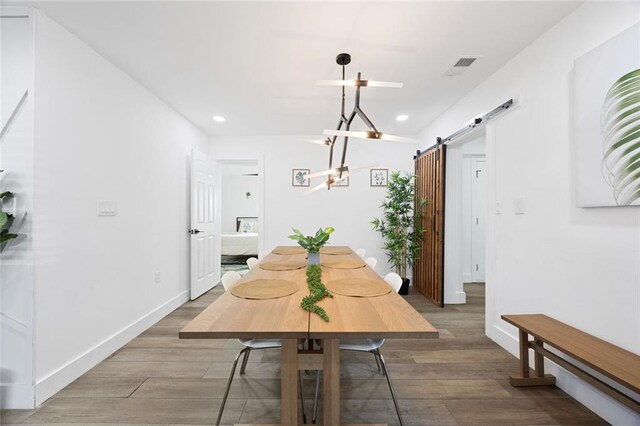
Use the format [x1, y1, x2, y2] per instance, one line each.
[371, 171, 427, 278]
[288, 227, 334, 253]
[0, 170, 18, 245]
[300, 265, 333, 321]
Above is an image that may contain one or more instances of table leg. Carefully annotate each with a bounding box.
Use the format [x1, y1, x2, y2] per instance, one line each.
[281, 339, 298, 425]
[323, 338, 340, 425]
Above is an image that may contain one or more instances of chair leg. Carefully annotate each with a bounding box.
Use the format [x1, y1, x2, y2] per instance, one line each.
[312, 370, 321, 424]
[373, 351, 382, 373]
[299, 371, 307, 424]
[216, 347, 249, 426]
[376, 349, 404, 426]
[239, 347, 251, 375]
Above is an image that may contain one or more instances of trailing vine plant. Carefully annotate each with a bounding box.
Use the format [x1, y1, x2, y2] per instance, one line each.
[300, 265, 333, 321]
[0, 170, 18, 247]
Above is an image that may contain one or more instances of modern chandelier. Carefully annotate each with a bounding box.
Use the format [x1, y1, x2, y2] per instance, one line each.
[306, 53, 414, 193]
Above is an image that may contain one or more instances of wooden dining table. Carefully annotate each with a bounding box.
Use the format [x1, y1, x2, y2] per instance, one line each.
[179, 247, 438, 426]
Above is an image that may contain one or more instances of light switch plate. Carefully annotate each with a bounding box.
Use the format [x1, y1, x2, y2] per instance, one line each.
[494, 202, 502, 215]
[514, 197, 525, 215]
[97, 200, 117, 216]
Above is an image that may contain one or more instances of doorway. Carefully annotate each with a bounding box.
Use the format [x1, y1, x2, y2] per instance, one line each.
[461, 137, 486, 284]
[218, 160, 261, 277]
[442, 127, 488, 305]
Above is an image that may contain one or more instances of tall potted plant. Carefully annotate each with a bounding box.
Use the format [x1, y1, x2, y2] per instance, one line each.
[371, 171, 427, 295]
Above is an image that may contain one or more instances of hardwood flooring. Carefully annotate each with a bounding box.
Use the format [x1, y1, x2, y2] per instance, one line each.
[1, 283, 606, 425]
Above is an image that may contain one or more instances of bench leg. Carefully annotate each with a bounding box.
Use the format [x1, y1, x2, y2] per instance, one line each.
[510, 331, 556, 387]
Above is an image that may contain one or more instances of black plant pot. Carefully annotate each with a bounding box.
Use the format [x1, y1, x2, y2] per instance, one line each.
[399, 278, 410, 295]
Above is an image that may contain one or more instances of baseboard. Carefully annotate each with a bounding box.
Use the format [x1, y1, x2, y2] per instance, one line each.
[487, 323, 640, 425]
[34, 290, 189, 405]
[1, 383, 35, 409]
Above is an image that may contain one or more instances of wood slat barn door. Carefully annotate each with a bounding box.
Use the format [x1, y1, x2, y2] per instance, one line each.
[413, 144, 446, 307]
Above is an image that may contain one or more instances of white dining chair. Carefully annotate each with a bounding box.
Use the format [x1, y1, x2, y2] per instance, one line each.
[384, 272, 403, 293]
[365, 256, 378, 270]
[312, 271, 405, 425]
[355, 248, 366, 259]
[246, 257, 259, 270]
[220, 271, 242, 291]
[216, 270, 309, 425]
[258, 249, 269, 260]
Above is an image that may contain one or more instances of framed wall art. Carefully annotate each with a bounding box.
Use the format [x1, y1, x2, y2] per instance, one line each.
[292, 169, 310, 187]
[370, 168, 388, 187]
[573, 23, 640, 207]
[332, 176, 349, 187]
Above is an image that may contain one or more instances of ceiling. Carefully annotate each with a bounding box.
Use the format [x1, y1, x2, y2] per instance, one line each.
[17, 1, 581, 137]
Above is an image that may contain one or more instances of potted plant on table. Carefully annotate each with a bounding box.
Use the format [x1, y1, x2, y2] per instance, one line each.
[288, 227, 334, 265]
[371, 171, 427, 295]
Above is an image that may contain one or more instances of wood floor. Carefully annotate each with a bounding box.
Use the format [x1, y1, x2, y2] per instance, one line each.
[1, 283, 606, 425]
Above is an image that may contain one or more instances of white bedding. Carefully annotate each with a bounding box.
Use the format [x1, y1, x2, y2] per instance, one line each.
[222, 232, 258, 256]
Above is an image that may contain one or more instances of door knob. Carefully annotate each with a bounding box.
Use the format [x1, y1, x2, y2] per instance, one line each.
[189, 229, 202, 235]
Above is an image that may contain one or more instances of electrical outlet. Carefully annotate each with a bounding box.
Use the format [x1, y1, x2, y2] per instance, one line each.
[155, 271, 161, 284]
[97, 200, 117, 216]
[514, 196, 526, 215]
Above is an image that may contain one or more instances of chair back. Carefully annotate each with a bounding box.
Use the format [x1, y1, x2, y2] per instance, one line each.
[355, 248, 366, 259]
[246, 257, 259, 270]
[384, 272, 403, 293]
[221, 271, 242, 291]
[365, 257, 378, 270]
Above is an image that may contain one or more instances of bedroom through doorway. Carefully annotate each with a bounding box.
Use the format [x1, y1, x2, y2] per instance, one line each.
[219, 160, 261, 277]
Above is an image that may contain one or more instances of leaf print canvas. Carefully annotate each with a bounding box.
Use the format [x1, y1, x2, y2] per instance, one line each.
[574, 23, 640, 207]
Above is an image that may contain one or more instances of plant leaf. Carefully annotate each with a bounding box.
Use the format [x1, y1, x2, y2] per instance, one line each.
[602, 67, 640, 205]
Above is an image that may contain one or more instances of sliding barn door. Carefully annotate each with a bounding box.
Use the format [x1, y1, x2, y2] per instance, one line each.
[413, 144, 446, 307]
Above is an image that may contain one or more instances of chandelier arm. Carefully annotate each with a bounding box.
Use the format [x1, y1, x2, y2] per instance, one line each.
[338, 110, 358, 174]
[354, 106, 380, 135]
[328, 117, 346, 170]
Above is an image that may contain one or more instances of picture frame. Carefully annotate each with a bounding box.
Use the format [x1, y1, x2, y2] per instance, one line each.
[370, 168, 388, 187]
[292, 169, 310, 187]
[332, 176, 349, 187]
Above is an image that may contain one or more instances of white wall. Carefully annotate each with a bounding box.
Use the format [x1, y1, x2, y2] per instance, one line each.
[419, 3, 640, 424]
[0, 9, 35, 409]
[31, 10, 209, 405]
[221, 164, 259, 233]
[210, 136, 417, 275]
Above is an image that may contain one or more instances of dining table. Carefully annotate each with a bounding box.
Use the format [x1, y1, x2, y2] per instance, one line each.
[179, 246, 439, 426]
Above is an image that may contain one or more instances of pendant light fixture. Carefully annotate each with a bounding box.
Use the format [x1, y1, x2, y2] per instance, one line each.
[306, 53, 413, 193]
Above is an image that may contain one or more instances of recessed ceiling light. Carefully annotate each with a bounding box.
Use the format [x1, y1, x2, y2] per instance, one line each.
[213, 115, 226, 122]
[396, 114, 409, 122]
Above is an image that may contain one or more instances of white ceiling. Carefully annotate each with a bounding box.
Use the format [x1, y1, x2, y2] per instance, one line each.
[19, 1, 581, 137]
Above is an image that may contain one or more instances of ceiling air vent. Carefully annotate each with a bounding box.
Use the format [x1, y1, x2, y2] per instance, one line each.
[445, 56, 479, 77]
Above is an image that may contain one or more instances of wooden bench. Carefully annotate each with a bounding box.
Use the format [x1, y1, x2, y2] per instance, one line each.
[502, 314, 640, 413]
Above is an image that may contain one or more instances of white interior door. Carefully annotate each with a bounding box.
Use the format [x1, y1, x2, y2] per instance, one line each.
[190, 149, 219, 299]
[471, 158, 486, 282]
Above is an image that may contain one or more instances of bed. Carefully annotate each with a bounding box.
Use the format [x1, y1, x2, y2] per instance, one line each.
[221, 217, 258, 257]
